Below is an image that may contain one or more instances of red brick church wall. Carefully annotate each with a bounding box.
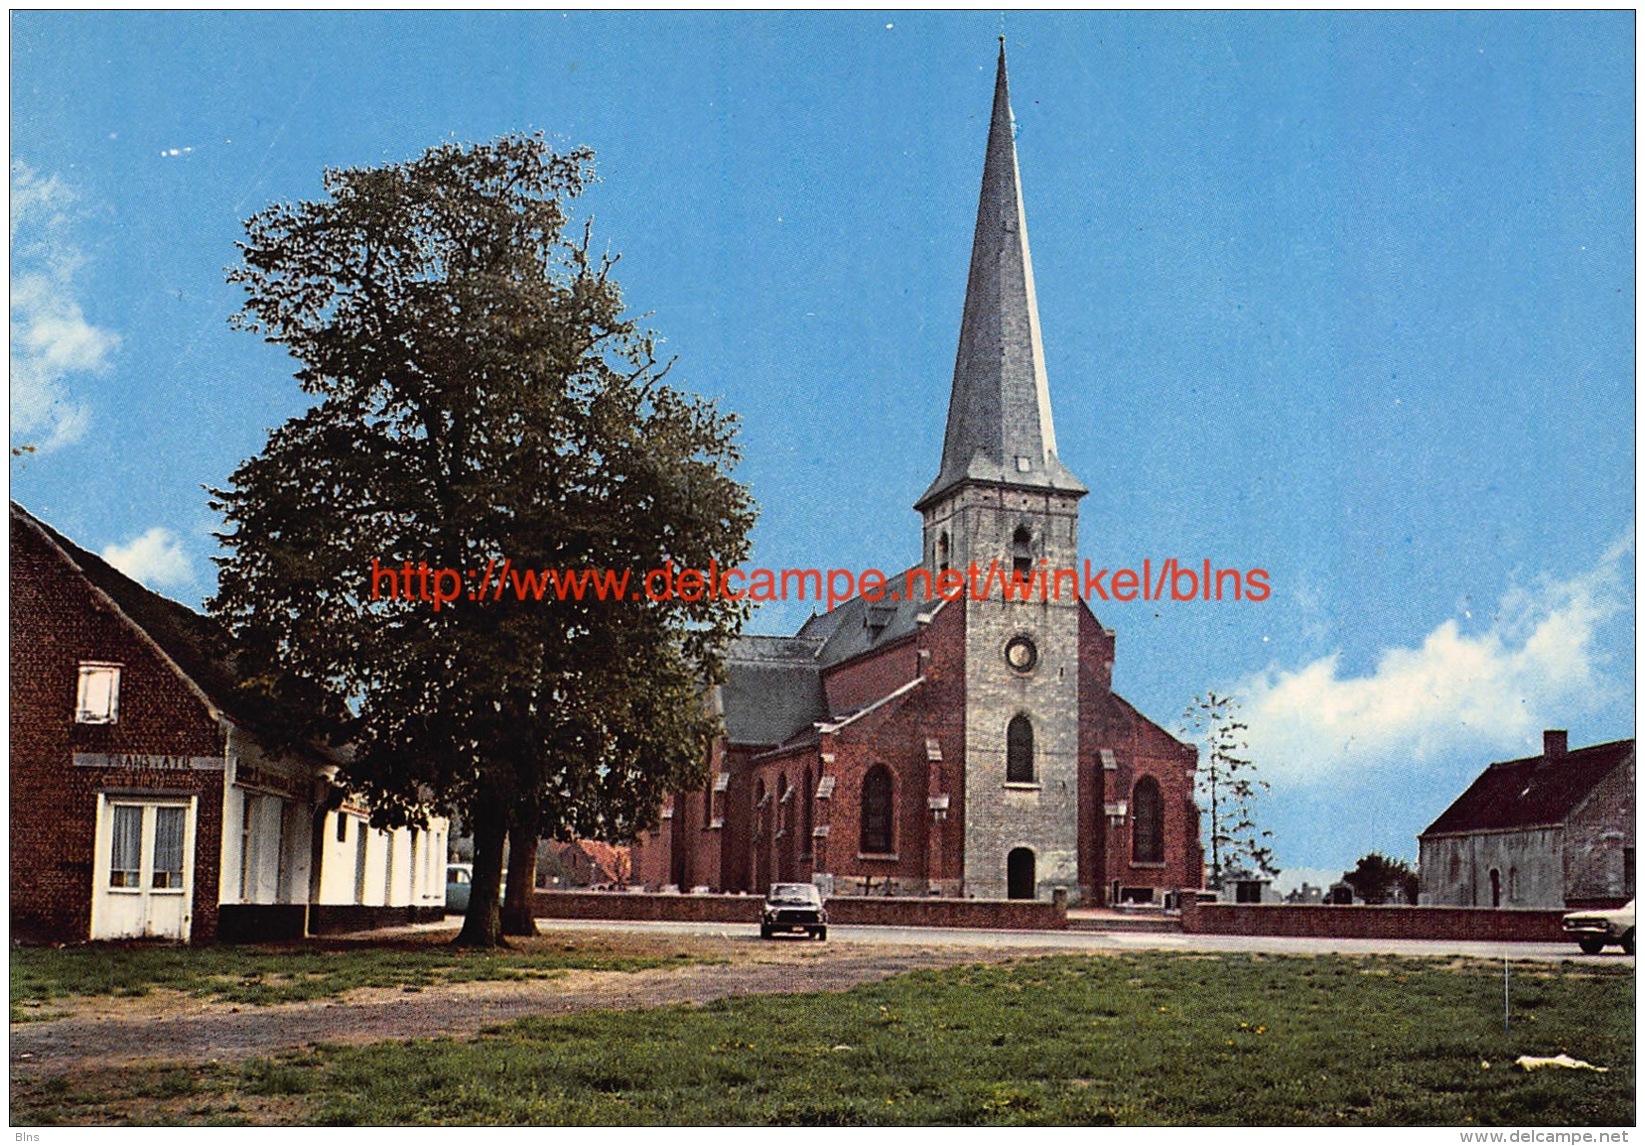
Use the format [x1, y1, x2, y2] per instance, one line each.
[815, 602, 970, 896]
[1078, 605, 1201, 904]
[821, 634, 920, 716]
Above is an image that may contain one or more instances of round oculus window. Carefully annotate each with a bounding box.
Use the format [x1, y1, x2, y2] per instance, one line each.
[1004, 636, 1038, 672]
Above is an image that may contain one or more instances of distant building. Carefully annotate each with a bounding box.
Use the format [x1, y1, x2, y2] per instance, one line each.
[10, 501, 447, 944]
[1418, 731, 1635, 910]
[1284, 882, 1324, 905]
[632, 46, 1201, 905]
[549, 838, 632, 888]
[1216, 871, 1280, 904]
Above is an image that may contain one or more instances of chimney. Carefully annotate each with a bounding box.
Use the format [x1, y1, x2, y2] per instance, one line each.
[1543, 729, 1569, 760]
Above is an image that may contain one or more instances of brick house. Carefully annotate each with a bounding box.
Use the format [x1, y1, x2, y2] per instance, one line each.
[632, 47, 1202, 905]
[548, 839, 632, 889]
[1418, 730, 1635, 910]
[11, 502, 447, 944]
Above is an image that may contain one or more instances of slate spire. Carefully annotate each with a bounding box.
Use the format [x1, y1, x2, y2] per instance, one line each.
[917, 41, 1087, 511]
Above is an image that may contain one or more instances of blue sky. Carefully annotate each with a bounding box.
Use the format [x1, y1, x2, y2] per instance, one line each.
[10, 11, 1634, 882]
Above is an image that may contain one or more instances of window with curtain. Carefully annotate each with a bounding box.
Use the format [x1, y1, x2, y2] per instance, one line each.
[152, 806, 186, 889]
[110, 805, 142, 888]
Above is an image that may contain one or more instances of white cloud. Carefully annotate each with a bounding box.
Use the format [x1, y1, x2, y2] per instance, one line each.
[102, 527, 195, 591]
[10, 162, 119, 451]
[1239, 535, 1632, 785]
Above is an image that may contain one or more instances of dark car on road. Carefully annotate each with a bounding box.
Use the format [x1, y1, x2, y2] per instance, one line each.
[761, 882, 827, 940]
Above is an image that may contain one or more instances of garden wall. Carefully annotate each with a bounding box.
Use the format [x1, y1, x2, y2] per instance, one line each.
[1179, 898, 1568, 942]
[531, 891, 1067, 931]
[826, 896, 1065, 930]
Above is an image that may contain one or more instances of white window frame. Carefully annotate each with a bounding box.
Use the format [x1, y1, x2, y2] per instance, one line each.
[108, 804, 144, 889]
[76, 662, 123, 724]
[96, 799, 195, 901]
[90, 793, 198, 941]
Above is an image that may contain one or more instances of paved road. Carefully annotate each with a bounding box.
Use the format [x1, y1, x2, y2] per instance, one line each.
[524, 916, 1630, 963]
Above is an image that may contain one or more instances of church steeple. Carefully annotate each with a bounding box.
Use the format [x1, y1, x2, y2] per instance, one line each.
[916, 41, 1086, 513]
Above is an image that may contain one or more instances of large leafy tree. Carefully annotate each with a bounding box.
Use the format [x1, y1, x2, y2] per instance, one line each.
[209, 134, 755, 946]
[1342, 852, 1419, 905]
[1181, 692, 1277, 889]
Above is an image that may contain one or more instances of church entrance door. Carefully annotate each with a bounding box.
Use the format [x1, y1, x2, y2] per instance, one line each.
[1007, 847, 1036, 900]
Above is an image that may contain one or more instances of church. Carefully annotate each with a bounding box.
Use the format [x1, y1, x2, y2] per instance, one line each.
[633, 45, 1203, 905]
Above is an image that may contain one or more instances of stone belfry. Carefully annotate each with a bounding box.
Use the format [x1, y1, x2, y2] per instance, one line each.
[916, 42, 1088, 900]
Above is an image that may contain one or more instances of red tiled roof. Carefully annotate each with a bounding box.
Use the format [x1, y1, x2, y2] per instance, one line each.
[550, 838, 631, 883]
[576, 838, 630, 878]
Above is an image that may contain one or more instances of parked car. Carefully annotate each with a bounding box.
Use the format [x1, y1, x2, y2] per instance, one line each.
[761, 882, 827, 940]
[445, 863, 473, 914]
[1562, 899, 1635, 955]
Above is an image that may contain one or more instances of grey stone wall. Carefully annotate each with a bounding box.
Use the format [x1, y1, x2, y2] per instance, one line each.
[1419, 827, 1565, 908]
[924, 484, 1083, 900]
[1565, 752, 1635, 902]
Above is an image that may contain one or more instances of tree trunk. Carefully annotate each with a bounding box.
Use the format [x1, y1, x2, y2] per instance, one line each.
[501, 829, 540, 936]
[455, 790, 509, 948]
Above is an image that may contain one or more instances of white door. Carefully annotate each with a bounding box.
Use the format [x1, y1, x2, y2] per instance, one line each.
[90, 795, 197, 941]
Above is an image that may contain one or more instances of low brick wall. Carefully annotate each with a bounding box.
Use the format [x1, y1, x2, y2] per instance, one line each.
[533, 890, 762, 923]
[824, 896, 1065, 931]
[532, 891, 1067, 931]
[1179, 899, 1569, 942]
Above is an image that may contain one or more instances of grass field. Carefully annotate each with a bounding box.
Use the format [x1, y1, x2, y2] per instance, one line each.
[10, 937, 709, 1020]
[12, 951, 1633, 1126]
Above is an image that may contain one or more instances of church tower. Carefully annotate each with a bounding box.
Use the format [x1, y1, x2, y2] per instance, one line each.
[915, 42, 1088, 900]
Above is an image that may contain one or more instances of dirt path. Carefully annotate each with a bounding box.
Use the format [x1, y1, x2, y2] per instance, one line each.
[10, 933, 1050, 1081]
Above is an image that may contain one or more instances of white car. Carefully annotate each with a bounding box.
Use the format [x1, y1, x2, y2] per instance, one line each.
[1562, 899, 1635, 955]
[443, 863, 506, 913]
[445, 863, 473, 913]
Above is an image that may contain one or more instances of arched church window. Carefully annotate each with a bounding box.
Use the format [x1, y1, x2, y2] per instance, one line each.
[1012, 526, 1033, 576]
[1132, 776, 1164, 864]
[777, 774, 788, 835]
[937, 532, 950, 573]
[860, 766, 894, 854]
[1006, 715, 1034, 783]
[802, 766, 813, 848]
